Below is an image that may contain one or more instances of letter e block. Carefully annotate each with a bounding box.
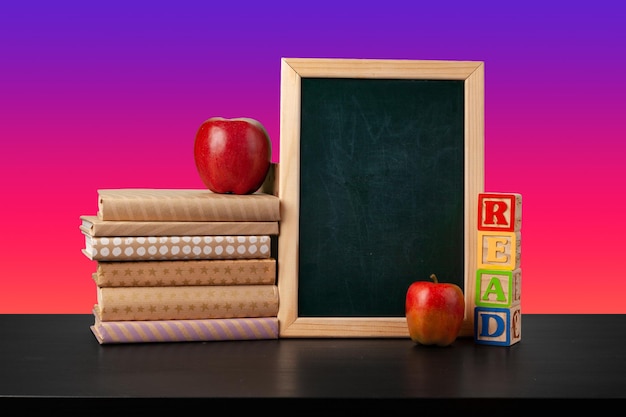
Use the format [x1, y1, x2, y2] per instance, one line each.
[475, 268, 521, 308]
[474, 306, 522, 346]
[478, 231, 521, 270]
[478, 193, 522, 232]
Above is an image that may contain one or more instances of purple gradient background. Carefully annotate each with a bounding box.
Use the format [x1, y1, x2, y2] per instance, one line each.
[1, 2, 625, 313]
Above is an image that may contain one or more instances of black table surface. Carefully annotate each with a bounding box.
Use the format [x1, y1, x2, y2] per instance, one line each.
[1, 314, 624, 408]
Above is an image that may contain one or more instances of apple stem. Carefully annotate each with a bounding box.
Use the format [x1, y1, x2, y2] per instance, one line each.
[430, 274, 438, 284]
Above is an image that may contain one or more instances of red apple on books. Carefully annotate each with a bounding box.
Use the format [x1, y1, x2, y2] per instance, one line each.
[193, 117, 272, 195]
[405, 274, 465, 347]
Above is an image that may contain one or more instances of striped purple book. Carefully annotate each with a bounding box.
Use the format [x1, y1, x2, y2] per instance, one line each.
[90, 309, 278, 344]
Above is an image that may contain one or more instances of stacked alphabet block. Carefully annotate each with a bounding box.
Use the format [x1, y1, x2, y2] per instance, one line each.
[474, 192, 522, 346]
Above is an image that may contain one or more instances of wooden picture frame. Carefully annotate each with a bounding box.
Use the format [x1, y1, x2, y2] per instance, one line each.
[277, 58, 484, 338]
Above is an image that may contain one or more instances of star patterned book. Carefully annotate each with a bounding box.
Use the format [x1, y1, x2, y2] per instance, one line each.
[91, 258, 276, 287]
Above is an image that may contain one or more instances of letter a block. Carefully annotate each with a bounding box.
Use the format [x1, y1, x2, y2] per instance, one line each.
[475, 268, 521, 308]
[474, 306, 522, 346]
[478, 193, 522, 232]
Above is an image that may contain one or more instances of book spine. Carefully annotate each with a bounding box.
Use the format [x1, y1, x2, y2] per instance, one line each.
[84, 235, 272, 261]
[93, 258, 276, 287]
[97, 189, 280, 221]
[96, 285, 279, 321]
[80, 217, 279, 237]
[91, 316, 279, 344]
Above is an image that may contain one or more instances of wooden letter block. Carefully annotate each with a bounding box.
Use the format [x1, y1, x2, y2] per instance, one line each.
[478, 230, 521, 270]
[474, 305, 522, 346]
[478, 193, 522, 232]
[475, 268, 521, 308]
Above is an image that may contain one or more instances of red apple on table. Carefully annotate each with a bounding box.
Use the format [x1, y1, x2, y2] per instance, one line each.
[405, 274, 465, 347]
[193, 117, 272, 195]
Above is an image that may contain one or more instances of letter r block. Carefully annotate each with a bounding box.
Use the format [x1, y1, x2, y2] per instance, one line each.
[475, 268, 521, 308]
[478, 231, 521, 270]
[474, 306, 522, 346]
[478, 193, 522, 232]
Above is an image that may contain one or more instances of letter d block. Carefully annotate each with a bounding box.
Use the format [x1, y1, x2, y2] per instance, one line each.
[478, 193, 522, 232]
[475, 268, 521, 308]
[474, 306, 522, 346]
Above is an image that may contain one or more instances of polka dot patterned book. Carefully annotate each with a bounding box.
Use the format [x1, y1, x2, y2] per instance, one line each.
[81, 234, 273, 262]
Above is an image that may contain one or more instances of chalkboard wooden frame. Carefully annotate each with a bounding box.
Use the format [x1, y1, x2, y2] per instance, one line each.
[278, 58, 484, 338]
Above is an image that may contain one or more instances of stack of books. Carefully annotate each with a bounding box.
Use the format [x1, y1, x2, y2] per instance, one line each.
[79, 188, 281, 344]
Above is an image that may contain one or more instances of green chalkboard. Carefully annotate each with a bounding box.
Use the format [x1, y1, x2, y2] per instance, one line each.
[277, 58, 484, 337]
[298, 78, 465, 317]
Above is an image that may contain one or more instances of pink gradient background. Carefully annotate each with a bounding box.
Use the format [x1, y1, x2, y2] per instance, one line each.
[1, 2, 624, 313]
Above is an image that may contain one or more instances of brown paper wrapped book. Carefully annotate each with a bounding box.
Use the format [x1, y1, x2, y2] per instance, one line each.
[81, 234, 272, 261]
[80, 215, 279, 237]
[97, 189, 280, 222]
[92, 258, 276, 287]
[96, 284, 279, 321]
[90, 306, 279, 344]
